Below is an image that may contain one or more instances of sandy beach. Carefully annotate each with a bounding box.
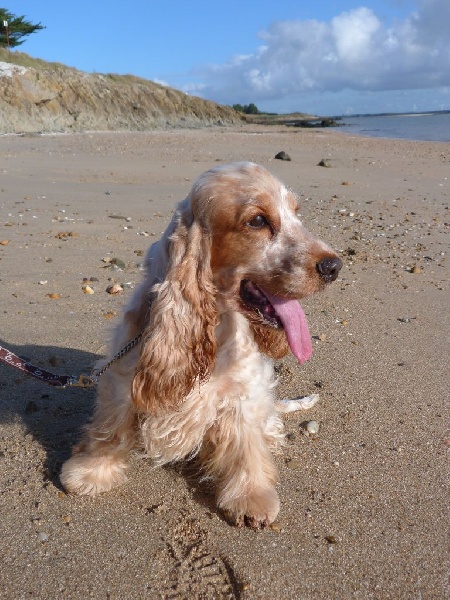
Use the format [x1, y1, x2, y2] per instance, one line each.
[0, 126, 448, 599]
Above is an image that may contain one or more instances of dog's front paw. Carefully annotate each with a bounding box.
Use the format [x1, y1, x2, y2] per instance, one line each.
[60, 454, 128, 496]
[219, 487, 280, 529]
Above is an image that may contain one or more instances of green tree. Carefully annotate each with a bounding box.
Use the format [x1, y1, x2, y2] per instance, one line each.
[245, 103, 259, 114]
[0, 8, 45, 48]
[232, 103, 261, 114]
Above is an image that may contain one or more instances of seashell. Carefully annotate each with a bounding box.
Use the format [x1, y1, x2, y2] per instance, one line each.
[106, 283, 123, 295]
[306, 420, 320, 435]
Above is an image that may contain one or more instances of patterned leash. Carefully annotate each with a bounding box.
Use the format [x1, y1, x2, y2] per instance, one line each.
[0, 331, 143, 389]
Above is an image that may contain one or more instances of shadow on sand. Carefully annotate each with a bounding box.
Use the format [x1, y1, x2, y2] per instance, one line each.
[0, 337, 99, 488]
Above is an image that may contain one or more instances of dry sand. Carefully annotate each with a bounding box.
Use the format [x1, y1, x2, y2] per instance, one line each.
[0, 126, 448, 599]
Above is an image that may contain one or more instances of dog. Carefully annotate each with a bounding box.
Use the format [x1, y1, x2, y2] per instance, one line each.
[61, 162, 342, 528]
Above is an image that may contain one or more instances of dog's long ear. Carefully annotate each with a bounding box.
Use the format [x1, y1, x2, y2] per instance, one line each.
[132, 204, 218, 414]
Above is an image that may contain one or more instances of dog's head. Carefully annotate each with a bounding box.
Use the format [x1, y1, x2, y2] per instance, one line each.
[192, 161, 342, 362]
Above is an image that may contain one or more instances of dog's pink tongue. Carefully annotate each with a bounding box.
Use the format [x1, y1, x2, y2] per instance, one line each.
[263, 291, 313, 364]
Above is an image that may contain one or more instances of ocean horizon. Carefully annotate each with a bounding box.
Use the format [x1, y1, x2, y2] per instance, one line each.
[332, 112, 450, 142]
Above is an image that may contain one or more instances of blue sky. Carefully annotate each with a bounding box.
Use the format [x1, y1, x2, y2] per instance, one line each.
[5, 0, 450, 115]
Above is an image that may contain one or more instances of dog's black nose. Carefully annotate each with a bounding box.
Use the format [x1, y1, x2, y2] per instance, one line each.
[316, 257, 343, 282]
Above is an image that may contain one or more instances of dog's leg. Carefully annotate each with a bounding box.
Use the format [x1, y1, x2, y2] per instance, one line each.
[200, 405, 283, 528]
[60, 360, 136, 496]
[61, 282, 150, 496]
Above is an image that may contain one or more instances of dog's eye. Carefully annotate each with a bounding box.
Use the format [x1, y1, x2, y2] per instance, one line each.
[247, 215, 268, 229]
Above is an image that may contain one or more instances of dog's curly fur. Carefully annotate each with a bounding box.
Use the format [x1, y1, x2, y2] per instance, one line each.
[61, 162, 342, 528]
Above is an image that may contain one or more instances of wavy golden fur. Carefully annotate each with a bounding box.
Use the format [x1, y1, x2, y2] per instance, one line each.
[133, 209, 218, 415]
[61, 162, 342, 528]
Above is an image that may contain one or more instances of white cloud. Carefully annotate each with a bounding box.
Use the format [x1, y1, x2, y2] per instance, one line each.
[332, 7, 382, 63]
[181, 0, 450, 113]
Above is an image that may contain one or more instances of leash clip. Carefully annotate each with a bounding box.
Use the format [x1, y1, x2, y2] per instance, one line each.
[68, 374, 97, 388]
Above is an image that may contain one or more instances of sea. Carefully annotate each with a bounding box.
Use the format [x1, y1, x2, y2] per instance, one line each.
[332, 112, 450, 143]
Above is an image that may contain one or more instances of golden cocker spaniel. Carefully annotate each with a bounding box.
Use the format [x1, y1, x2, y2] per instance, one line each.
[61, 162, 342, 528]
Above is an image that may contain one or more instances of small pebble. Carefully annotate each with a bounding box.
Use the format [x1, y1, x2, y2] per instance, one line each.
[318, 158, 332, 168]
[106, 283, 123, 295]
[275, 151, 291, 161]
[38, 280, 48, 285]
[103, 311, 118, 319]
[325, 535, 338, 544]
[110, 258, 126, 269]
[39, 532, 49, 543]
[48, 356, 63, 367]
[410, 265, 423, 274]
[25, 401, 40, 413]
[306, 420, 320, 435]
[47, 293, 61, 300]
[82, 285, 95, 294]
[55, 231, 79, 239]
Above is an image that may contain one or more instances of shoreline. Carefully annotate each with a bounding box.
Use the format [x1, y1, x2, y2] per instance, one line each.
[2, 121, 450, 145]
[329, 125, 450, 143]
[330, 112, 450, 143]
[1, 126, 448, 598]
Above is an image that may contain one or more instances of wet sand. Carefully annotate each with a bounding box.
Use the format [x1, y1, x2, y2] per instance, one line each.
[0, 126, 448, 598]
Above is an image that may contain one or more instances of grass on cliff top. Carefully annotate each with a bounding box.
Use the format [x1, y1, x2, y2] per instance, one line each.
[0, 48, 166, 90]
[103, 72, 165, 89]
[0, 48, 75, 71]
